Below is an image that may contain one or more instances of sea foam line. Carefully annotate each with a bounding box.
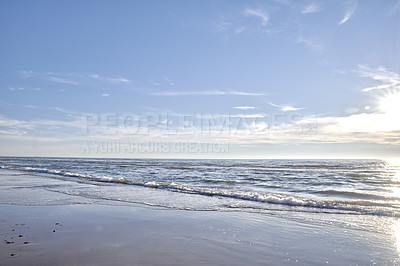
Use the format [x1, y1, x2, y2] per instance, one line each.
[2, 165, 398, 217]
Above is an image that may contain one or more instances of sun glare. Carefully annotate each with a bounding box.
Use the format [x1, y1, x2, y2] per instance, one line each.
[379, 92, 400, 115]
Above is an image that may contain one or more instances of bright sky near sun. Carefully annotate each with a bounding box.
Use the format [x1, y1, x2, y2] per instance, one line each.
[0, 0, 399, 159]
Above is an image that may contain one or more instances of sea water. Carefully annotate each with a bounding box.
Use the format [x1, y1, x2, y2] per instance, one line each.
[1, 157, 400, 235]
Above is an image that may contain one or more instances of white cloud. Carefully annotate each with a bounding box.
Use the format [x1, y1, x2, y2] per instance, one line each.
[281, 106, 302, 112]
[229, 91, 265, 96]
[338, 0, 358, 25]
[0, 115, 34, 130]
[148, 80, 161, 86]
[1, 105, 399, 153]
[269, 102, 304, 111]
[19, 71, 79, 86]
[90, 74, 130, 84]
[215, 20, 231, 33]
[228, 114, 266, 118]
[235, 26, 246, 34]
[19, 70, 33, 78]
[315, 112, 400, 143]
[47, 76, 79, 85]
[297, 36, 323, 53]
[234, 106, 255, 110]
[0, 113, 87, 143]
[244, 7, 269, 26]
[102, 93, 110, 97]
[19, 70, 133, 86]
[301, 3, 320, 14]
[273, 0, 293, 7]
[358, 65, 400, 92]
[150, 90, 265, 96]
[165, 77, 175, 86]
[215, 6, 275, 41]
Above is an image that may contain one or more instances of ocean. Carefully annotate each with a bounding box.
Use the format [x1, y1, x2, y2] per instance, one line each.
[1, 157, 399, 231]
[2, 157, 400, 264]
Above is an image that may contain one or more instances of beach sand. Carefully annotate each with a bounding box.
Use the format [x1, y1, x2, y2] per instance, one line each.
[1, 203, 398, 266]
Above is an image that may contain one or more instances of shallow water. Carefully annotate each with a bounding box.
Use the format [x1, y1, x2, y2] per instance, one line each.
[1, 158, 399, 213]
[1, 158, 400, 233]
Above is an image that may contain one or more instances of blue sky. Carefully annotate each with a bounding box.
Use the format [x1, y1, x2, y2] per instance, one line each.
[1, 0, 400, 159]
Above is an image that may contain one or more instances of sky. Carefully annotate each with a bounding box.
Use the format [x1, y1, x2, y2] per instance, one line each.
[0, 0, 400, 159]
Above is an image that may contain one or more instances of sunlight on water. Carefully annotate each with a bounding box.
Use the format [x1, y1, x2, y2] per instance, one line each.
[393, 220, 400, 253]
[386, 158, 400, 187]
[386, 158, 400, 168]
[387, 159, 400, 254]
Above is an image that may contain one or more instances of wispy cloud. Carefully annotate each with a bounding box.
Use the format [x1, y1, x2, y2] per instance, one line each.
[338, 0, 358, 25]
[235, 26, 246, 34]
[214, 5, 275, 41]
[297, 36, 324, 53]
[269, 102, 304, 111]
[244, 7, 269, 26]
[234, 106, 255, 110]
[358, 65, 400, 92]
[164, 77, 175, 86]
[215, 20, 231, 33]
[19, 71, 132, 87]
[0, 101, 37, 109]
[150, 90, 265, 96]
[0, 112, 85, 136]
[273, 0, 294, 8]
[47, 76, 79, 85]
[148, 80, 161, 86]
[19, 70, 32, 78]
[19, 70, 79, 86]
[301, 3, 320, 14]
[228, 114, 265, 118]
[101, 93, 110, 97]
[214, 20, 246, 42]
[90, 74, 130, 84]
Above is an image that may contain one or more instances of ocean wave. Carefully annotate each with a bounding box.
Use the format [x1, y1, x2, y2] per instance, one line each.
[2, 161, 398, 217]
[312, 190, 398, 201]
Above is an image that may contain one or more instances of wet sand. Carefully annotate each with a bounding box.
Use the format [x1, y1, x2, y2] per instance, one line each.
[1, 203, 398, 266]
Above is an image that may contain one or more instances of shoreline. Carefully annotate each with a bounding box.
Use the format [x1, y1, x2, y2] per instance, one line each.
[1, 203, 398, 265]
[1, 167, 399, 265]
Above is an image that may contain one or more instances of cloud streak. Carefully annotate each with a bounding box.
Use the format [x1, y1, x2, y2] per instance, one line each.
[150, 90, 265, 96]
[19, 71, 132, 87]
[297, 36, 324, 53]
[90, 74, 130, 84]
[358, 65, 400, 92]
[19, 71, 80, 86]
[234, 106, 255, 110]
[244, 7, 269, 26]
[47, 76, 79, 85]
[338, 0, 358, 25]
[301, 3, 320, 14]
[269, 102, 304, 111]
